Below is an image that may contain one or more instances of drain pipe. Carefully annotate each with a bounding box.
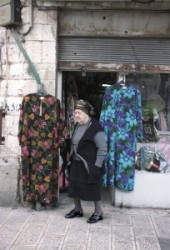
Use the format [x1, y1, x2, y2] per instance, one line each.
[11, 28, 41, 85]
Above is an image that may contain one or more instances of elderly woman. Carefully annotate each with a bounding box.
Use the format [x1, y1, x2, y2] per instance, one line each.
[65, 99, 107, 223]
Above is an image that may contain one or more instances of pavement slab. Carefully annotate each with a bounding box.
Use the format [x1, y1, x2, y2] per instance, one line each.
[0, 197, 169, 250]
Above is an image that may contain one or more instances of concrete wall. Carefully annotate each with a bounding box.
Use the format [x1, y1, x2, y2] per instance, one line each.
[115, 171, 170, 209]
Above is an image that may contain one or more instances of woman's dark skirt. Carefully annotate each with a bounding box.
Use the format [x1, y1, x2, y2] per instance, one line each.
[68, 159, 102, 201]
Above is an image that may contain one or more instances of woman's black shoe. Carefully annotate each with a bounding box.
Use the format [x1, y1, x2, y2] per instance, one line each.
[87, 213, 103, 223]
[65, 209, 83, 218]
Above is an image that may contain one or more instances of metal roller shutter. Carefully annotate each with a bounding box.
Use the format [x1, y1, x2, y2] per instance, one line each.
[58, 37, 170, 71]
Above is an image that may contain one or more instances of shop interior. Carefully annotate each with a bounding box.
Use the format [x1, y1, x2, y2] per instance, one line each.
[62, 71, 170, 130]
[62, 71, 117, 120]
[62, 71, 170, 174]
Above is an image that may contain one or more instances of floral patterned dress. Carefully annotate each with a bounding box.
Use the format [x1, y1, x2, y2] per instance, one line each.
[100, 83, 143, 191]
[18, 93, 64, 205]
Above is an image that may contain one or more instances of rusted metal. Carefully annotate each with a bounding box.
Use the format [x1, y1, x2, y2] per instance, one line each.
[58, 8, 170, 74]
[58, 36, 170, 73]
[42, 1, 170, 11]
[58, 10, 170, 37]
[59, 61, 170, 74]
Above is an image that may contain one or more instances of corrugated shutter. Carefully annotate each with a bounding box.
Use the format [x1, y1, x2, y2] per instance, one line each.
[58, 37, 170, 69]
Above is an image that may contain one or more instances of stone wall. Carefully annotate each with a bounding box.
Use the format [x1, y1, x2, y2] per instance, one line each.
[0, 0, 57, 206]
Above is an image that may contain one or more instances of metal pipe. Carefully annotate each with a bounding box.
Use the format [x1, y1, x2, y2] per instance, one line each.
[11, 28, 41, 85]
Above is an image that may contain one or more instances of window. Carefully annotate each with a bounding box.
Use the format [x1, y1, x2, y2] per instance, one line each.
[126, 73, 170, 134]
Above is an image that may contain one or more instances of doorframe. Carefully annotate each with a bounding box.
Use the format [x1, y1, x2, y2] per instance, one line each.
[56, 71, 62, 101]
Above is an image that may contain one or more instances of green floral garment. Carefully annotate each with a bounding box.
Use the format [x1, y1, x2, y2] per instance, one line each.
[100, 84, 143, 191]
[18, 93, 64, 205]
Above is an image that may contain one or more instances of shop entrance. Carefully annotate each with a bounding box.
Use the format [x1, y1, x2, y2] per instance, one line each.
[62, 71, 170, 133]
[62, 71, 117, 120]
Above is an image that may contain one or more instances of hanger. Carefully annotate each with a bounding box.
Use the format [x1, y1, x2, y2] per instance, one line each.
[118, 74, 125, 83]
[117, 73, 126, 88]
[37, 83, 47, 96]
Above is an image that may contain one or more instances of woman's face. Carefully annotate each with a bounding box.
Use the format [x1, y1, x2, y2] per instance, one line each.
[74, 109, 89, 124]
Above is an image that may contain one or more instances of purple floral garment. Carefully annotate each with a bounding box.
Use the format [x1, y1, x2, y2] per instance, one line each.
[18, 94, 64, 205]
[100, 83, 143, 191]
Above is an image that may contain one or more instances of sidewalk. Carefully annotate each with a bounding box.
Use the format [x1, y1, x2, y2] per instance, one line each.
[0, 192, 170, 250]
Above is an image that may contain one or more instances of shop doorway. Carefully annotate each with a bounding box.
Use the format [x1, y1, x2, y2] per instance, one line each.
[62, 71, 117, 120]
[62, 71, 170, 134]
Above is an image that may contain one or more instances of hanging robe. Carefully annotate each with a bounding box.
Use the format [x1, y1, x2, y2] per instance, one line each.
[18, 93, 64, 205]
[100, 83, 143, 191]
